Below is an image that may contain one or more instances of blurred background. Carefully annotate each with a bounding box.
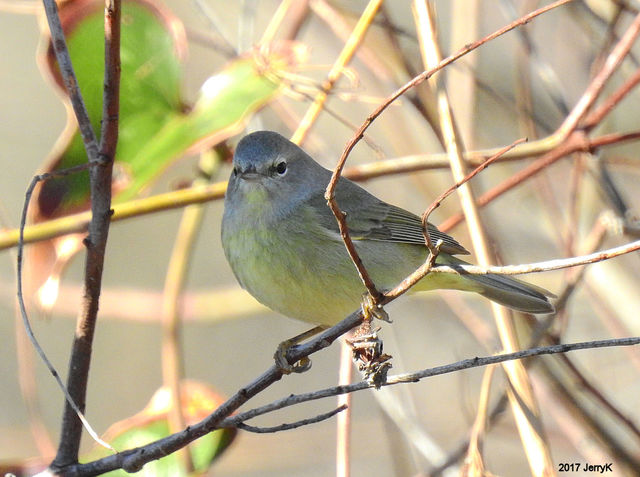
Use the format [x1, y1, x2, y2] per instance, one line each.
[1, 0, 639, 475]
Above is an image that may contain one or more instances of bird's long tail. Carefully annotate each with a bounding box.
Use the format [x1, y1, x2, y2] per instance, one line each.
[441, 256, 555, 314]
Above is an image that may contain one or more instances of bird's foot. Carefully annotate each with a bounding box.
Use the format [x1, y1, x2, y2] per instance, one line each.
[361, 293, 391, 323]
[274, 342, 311, 374]
[274, 326, 323, 374]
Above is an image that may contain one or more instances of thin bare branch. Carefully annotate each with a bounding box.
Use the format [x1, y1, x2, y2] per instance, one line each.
[385, 338, 640, 385]
[236, 405, 347, 433]
[325, 0, 572, 196]
[583, 66, 640, 129]
[16, 167, 112, 454]
[420, 138, 526, 253]
[383, 236, 638, 312]
[387, 238, 640, 300]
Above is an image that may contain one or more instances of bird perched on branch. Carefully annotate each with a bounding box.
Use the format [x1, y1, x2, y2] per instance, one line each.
[221, 131, 554, 331]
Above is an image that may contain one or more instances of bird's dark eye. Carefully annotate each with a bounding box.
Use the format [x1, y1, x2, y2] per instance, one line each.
[232, 167, 238, 177]
[275, 161, 287, 175]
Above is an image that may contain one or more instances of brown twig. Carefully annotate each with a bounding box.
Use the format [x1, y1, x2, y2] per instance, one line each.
[439, 130, 640, 232]
[557, 11, 640, 139]
[582, 66, 640, 129]
[236, 405, 347, 433]
[51, 0, 121, 468]
[420, 138, 526, 253]
[325, 201, 383, 302]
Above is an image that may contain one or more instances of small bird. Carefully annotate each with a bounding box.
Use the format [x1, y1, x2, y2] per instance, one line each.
[221, 131, 554, 329]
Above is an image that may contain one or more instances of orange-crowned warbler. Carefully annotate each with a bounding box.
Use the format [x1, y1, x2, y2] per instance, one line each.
[221, 131, 554, 328]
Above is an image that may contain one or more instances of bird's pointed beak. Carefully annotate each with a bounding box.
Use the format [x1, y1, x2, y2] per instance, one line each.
[235, 165, 262, 181]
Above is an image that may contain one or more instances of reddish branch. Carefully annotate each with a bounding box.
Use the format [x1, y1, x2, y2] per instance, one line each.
[439, 130, 640, 233]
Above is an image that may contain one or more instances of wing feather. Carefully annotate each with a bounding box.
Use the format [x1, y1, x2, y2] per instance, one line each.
[306, 177, 470, 256]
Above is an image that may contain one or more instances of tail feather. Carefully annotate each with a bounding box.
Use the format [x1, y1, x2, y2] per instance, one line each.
[469, 272, 555, 313]
[444, 256, 555, 314]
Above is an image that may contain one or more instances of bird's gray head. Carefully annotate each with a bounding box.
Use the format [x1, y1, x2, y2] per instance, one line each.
[226, 131, 331, 210]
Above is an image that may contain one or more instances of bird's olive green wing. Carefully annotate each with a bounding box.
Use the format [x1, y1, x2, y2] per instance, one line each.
[351, 201, 470, 255]
[307, 178, 470, 256]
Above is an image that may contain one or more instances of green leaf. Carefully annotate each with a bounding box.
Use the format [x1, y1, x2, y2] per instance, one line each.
[38, 0, 185, 218]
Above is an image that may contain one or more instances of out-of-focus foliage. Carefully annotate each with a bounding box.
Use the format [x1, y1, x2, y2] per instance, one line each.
[85, 381, 236, 476]
[28, 0, 303, 311]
